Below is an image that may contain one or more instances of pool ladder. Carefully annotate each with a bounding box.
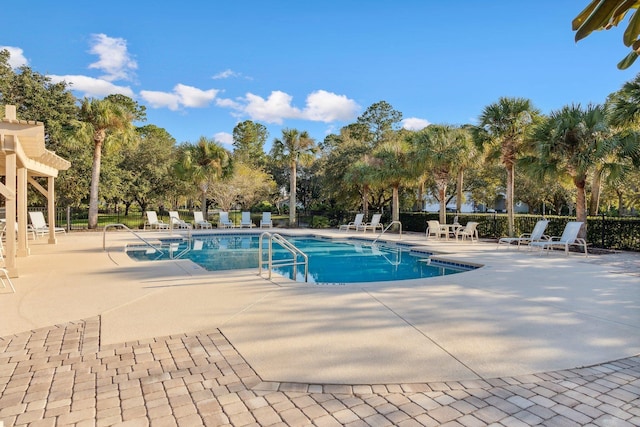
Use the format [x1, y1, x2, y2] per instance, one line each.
[258, 232, 308, 282]
[103, 223, 165, 254]
[372, 221, 402, 244]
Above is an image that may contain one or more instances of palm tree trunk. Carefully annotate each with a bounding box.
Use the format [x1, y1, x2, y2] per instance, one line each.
[506, 162, 515, 236]
[589, 167, 603, 215]
[88, 141, 103, 229]
[392, 185, 399, 223]
[456, 170, 464, 213]
[438, 182, 447, 224]
[575, 177, 588, 239]
[363, 185, 369, 219]
[289, 160, 297, 227]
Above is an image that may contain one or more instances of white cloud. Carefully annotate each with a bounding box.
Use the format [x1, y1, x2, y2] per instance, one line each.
[243, 91, 302, 124]
[303, 90, 360, 122]
[0, 46, 28, 68]
[233, 90, 360, 124]
[402, 117, 431, 131]
[88, 34, 137, 82]
[48, 74, 134, 98]
[139, 90, 181, 110]
[214, 132, 233, 146]
[140, 84, 218, 110]
[212, 69, 238, 79]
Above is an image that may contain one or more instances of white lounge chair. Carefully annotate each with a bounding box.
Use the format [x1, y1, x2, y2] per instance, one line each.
[240, 212, 255, 228]
[218, 212, 235, 228]
[339, 213, 364, 231]
[260, 212, 273, 228]
[144, 211, 169, 230]
[193, 211, 212, 229]
[357, 213, 383, 233]
[169, 211, 192, 229]
[28, 211, 66, 236]
[455, 221, 479, 242]
[426, 220, 448, 240]
[497, 219, 549, 249]
[528, 221, 588, 256]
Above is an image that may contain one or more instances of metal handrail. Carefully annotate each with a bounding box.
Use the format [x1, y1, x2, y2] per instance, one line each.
[373, 221, 402, 244]
[103, 223, 164, 254]
[258, 232, 308, 282]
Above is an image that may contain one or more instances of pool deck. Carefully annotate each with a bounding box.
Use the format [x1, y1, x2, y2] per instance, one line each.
[0, 228, 638, 426]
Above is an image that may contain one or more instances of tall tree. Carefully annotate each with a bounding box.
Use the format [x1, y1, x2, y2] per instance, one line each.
[271, 129, 316, 227]
[73, 98, 138, 228]
[357, 101, 403, 147]
[371, 132, 412, 224]
[175, 137, 234, 215]
[475, 97, 539, 236]
[410, 125, 470, 223]
[530, 104, 611, 237]
[232, 120, 268, 168]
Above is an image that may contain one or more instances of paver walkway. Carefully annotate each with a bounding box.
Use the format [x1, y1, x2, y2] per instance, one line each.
[1, 316, 639, 426]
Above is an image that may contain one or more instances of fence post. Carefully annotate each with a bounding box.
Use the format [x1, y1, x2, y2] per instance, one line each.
[601, 212, 605, 248]
[66, 206, 71, 231]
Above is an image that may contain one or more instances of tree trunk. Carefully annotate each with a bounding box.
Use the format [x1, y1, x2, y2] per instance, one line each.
[392, 184, 399, 223]
[289, 160, 297, 227]
[438, 181, 447, 224]
[456, 169, 464, 213]
[88, 140, 103, 229]
[506, 162, 515, 236]
[589, 167, 603, 215]
[575, 177, 588, 239]
[363, 185, 369, 219]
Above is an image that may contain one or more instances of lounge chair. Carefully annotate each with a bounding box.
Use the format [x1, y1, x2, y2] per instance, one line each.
[497, 219, 549, 249]
[193, 211, 212, 229]
[260, 212, 273, 228]
[426, 220, 448, 240]
[240, 211, 255, 228]
[144, 211, 170, 230]
[357, 213, 384, 233]
[455, 221, 479, 243]
[169, 211, 192, 229]
[218, 212, 235, 228]
[339, 213, 364, 231]
[28, 211, 66, 236]
[528, 221, 588, 256]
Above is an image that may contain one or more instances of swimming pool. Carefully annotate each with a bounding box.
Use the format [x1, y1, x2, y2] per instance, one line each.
[126, 234, 476, 284]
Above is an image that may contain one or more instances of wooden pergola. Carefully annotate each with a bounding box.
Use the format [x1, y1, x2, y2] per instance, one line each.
[0, 105, 71, 277]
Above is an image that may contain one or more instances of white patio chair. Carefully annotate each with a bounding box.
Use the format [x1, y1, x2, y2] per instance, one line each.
[339, 213, 364, 232]
[357, 213, 384, 233]
[169, 211, 192, 229]
[426, 220, 447, 240]
[240, 212, 255, 228]
[144, 211, 169, 230]
[260, 212, 273, 228]
[193, 211, 212, 229]
[455, 221, 479, 243]
[28, 211, 66, 235]
[497, 219, 549, 249]
[218, 212, 235, 228]
[528, 221, 588, 256]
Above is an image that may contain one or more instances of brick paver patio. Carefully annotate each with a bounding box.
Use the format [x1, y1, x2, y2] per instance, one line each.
[1, 316, 638, 426]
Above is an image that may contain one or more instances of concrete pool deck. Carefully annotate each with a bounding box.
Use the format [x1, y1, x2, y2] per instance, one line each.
[0, 228, 638, 426]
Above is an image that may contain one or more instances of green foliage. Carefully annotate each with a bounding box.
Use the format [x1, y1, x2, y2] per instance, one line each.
[232, 120, 268, 168]
[309, 215, 330, 228]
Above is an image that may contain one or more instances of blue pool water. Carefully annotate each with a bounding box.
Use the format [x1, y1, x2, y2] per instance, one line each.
[126, 235, 474, 284]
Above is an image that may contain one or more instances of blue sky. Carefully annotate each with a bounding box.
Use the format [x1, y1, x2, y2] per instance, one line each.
[2, 1, 638, 151]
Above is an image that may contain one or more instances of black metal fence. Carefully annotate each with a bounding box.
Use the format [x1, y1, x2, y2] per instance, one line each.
[33, 207, 640, 252]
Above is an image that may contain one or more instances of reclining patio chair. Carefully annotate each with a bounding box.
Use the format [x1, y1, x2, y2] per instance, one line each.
[28, 211, 66, 236]
[144, 211, 170, 230]
[528, 221, 588, 256]
[339, 213, 364, 232]
[497, 219, 549, 250]
[169, 211, 192, 229]
[240, 212, 255, 228]
[193, 211, 212, 229]
[218, 212, 235, 228]
[357, 213, 384, 233]
[260, 212, 273, 228]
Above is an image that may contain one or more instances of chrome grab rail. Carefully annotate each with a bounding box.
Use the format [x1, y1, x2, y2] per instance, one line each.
[103, 223, 164, 254]
[258, 232, 308, 282]
[373, 220, 402, 244]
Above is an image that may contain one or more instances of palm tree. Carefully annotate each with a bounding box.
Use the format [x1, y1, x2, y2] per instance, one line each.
[344, 157, 376, 219]
[530, 104, 610, 236]
[175, 137, 233, 216]
[410, 125, 469, 223]
[371, 133, 413, 224]
[476, 97, 539, 236]
[74, 98, 137, 229]
[271, 129, 316, 227]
